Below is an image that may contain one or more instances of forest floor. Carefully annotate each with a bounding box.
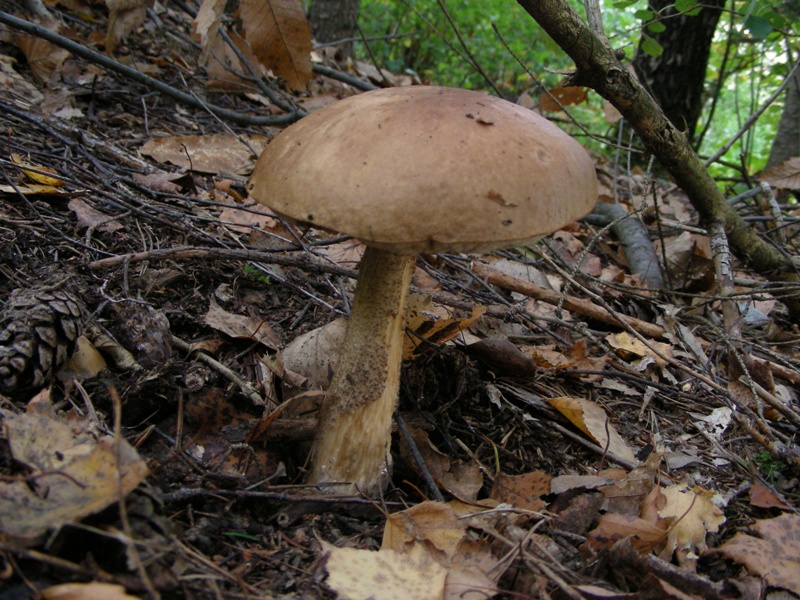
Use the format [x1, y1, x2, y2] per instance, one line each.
[1, 2, 799, 599]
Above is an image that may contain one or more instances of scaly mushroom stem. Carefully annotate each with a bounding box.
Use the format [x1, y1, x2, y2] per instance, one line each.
[308, 246, 415, 495]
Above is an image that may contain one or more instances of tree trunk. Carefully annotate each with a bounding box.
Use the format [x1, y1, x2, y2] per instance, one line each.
[308, 0, 360, 60]
[767, 63, 800, 168]
[634, 0, 725, 147]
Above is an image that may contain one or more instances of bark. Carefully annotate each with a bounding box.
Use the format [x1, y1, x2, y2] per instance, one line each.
[634, 0, 725, 146]
[308, 0, 360, 59]
[516, 0, 800, 320]
[767, 63, 800, 169]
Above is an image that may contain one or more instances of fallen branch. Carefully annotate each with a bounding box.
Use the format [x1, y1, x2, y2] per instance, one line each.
[471, 260, 666, 339]
[591, 202, 664, 289]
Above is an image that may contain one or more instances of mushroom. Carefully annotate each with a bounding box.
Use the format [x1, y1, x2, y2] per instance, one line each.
[248, 86, 597, 495]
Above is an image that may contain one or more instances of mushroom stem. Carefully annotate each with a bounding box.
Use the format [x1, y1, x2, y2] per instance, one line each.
[308, 246, 415, 495]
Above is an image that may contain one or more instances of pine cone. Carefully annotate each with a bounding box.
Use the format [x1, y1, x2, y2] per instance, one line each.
[0, 286, 87, 396]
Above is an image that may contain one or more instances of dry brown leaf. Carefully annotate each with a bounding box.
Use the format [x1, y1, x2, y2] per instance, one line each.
[218, 203, 281, 233]
[550, 473, 618, 494]
[0, 407, 148, 543]
[539, 81, 589, 112]
[657, 232, 715, 292]
[68, 198, 124, 232]
[759, 156, 800, 190]
[323, 540, 447, 600]
[598, 457, 660, 515]
[281, 317, 346, 391]
[489, 471, 550, 511]
[585, 513, 668, 554]
[13, 23, 71, 82]
[658, 484, 725, 565]
[60, 335, 107, 380]
[139, 134, 269, 174]
[715, 513, 800, 595]
[0, 54, 44, 105]
[606, 331, 673, 368]
[382, 501, 502, 600]
[192, 0, 226, 50]
[204, 298, 280, 350]
[105, 0, 149, 53]
[404, 294, 485, 360]
[240, 0, 312, 91]
[748, 484, 792, 510]
[384, 501, 467, 557]
[42, 582, 140, 600]
[397, 427, 483, 501]
[131, 172, 195, 194]
[547, 396, 637, 463]
[0, 182, 68, 196]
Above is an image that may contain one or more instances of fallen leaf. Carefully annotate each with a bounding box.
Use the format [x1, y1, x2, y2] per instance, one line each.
[404, 294, 485, 360]
[715, 513, 800, 595]
[204, 299, 280, 350]
[748, 484, 792, 510]
[68, 198, 124, 232]
[42, 582, 140, 599]
[547, 396, 637, 464]
[760, 156, 800, 190]
[658, 484, 726, 565]
[0, 407, 148, 543]
[11, 153, 64, 186]
[241, 0, 312, 91]
[489, 471, 550, 511]
[606, 331, 672, 368]
[323, 540, 447, 600]
[105, 0, 149, 53]
[585, 513, 668, 555]
[60, 335, 107, 380]
[14, 22, 71, 82]
[281, 317, 346, 391]
[397, 427, 483, 501]
[140, 134, 269, 174]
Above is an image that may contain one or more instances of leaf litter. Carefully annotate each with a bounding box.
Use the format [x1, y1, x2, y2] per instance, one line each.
[0, 0, 798, 598]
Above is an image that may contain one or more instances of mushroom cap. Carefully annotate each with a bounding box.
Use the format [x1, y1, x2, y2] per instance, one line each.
[248, 86, 597, 254]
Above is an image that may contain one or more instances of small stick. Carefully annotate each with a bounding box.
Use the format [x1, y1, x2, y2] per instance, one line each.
[471, 261, 667, 339]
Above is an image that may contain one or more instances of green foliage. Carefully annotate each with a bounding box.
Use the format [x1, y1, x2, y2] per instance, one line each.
[754, 450, 785, 484]
[354, 0, 798, 186]
[244, 263, 271, 286]
[355, 0, 571, 94]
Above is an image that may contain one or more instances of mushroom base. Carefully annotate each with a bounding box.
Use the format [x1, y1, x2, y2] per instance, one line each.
[307, 247, 415, 495]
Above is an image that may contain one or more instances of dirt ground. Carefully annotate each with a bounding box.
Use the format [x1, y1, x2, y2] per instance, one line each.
[1, 2, 800, 599]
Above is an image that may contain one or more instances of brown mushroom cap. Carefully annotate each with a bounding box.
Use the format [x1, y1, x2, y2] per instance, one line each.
[248, 86, 597, 254]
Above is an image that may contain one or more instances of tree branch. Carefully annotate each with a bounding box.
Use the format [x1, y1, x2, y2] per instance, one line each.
[516, 0, 800, 319]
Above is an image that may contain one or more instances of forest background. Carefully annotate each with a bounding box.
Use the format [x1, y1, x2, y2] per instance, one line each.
[310, 0, 799, 188]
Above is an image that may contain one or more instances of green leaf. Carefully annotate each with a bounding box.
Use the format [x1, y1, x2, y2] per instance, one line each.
[744, 15, 773, 38]
[641, 37, 664, 57]
[647, 21, 667, 33]
[634, 9, 654, 20]
[613, 0, 639, 8]
[674, 0, 697, 11]
[686, 6, 702, 16]
[764, 10, 786, 28]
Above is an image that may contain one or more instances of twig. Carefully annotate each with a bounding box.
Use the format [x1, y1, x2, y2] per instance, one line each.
[471, 260, 667, 339]
[0, 11, 301, 126]
[173, 336, 264, 405]
[395, 413, 445, 502]
[88, 245, 358, 279]
[109, 386, 159, 599]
